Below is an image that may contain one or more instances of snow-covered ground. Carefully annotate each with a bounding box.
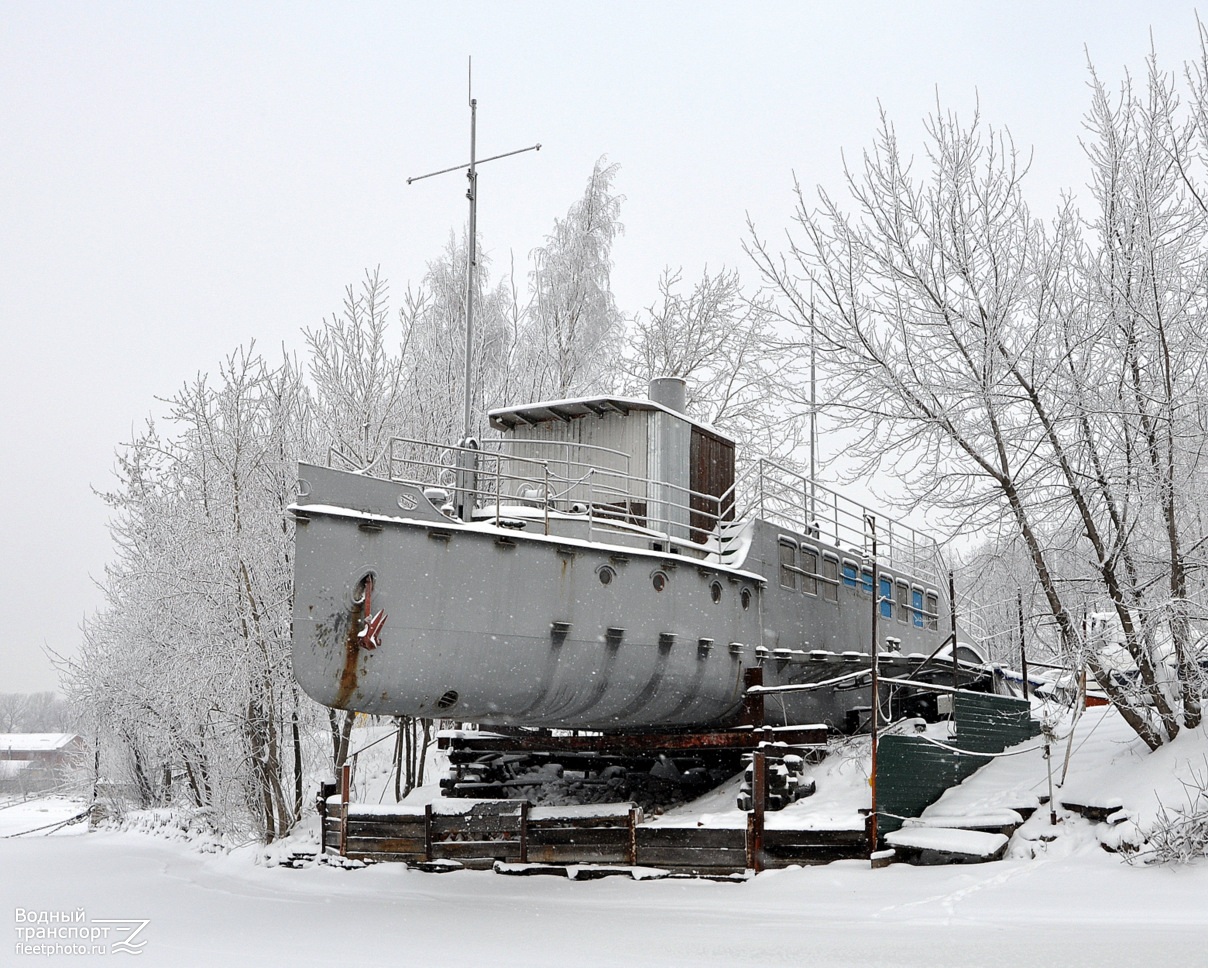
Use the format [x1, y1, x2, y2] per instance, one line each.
[3, 706, 1207, 968]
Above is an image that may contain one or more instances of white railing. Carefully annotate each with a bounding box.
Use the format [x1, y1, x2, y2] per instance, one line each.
[725, 458, 944, 587]
[380, 435, 943, 583]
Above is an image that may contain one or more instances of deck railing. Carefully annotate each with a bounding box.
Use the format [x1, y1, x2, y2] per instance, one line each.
[378, 434, 942, 583]
[733, 458, 943, 586]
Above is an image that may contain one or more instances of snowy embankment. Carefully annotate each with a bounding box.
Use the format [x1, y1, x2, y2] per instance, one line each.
[3, 706, 1208, 968]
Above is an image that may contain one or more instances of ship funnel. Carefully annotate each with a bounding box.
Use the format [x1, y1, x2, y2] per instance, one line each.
[649, 376, 687, 414]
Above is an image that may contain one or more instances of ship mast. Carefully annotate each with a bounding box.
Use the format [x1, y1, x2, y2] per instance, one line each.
[407, 59, 541, 443]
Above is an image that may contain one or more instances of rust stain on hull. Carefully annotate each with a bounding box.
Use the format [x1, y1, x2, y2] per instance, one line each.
[335, 612, 362, 708]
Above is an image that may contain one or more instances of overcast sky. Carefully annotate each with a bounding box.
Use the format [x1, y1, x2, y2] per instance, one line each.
[2, 2, 1204, 693]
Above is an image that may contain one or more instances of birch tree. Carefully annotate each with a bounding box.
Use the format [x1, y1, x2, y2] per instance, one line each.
[402, 232, 519, 441]
[523, 158, 624, 398]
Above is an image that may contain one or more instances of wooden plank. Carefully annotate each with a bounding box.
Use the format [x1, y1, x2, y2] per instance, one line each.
[430, 841, 523, 862]
[528, 815, 634, 830]
[342, 851, 424, 863]
[338, 812, 426, 825]
[635, 846, 748, 867]
[637, 827, 745, 849]
[340, 820, 426, 839]
[763, 828, 866, 848]
[454, 857, 499, 871]
[762, 844, 865, 863]
[431, 817, 523, 837]
[528, 828, 631, 847]
[525, 844, 631, 865]
[340, 836, 427, 855]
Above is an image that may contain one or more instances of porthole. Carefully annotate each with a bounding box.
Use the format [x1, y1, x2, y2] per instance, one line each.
[598, 565, 616, 586]
[348, 570, 376, 608]
[652, 571, 668, 592]
[710, 581, 722, 604]
[740, 587, 752, 610]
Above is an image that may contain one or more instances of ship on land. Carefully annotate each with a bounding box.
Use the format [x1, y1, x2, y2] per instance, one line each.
[290, 377, 994, 739]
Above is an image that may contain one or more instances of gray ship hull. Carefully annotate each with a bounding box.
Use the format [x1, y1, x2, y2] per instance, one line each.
[291, 462, 955, 731]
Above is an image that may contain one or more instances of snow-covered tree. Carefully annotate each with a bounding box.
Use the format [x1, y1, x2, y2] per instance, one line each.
[402, 231, 519, 441]
[748, 38, 1208, 749]
[67, 349, 322, 838]
[620, 266, 801, 462]
[522, 157, 624, 398]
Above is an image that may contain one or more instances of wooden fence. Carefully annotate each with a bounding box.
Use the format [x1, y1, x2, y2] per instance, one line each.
[320, 797, 866, 874]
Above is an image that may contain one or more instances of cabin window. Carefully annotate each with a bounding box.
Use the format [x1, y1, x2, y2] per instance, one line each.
[859, 566, 874, 597]
[896, 579, 910, 624]
[779, 539, 798, 591]
[800, 546, 819, 596]
[912, 587, 925, 628]
[879, 575, 894, 619]
[925, 591, 939, 631]
[841, 560, 858, 589]
[821, 554, 839, 603]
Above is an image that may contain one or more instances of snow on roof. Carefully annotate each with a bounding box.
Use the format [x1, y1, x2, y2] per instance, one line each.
[488, 394, 736, 444]
[0, 733, 82, 753]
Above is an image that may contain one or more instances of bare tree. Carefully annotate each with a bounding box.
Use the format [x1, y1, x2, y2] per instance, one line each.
[0, 693, 70, 732]
[749, 43, 1208, 749]
[620, 266, 801, 462]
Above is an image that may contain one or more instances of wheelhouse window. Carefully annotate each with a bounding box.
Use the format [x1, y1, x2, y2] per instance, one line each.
[896, 579, 910, 624]
[800, 546, 819, 596]
[879, 575, 894, 619]
[821, 554, 839, 603]
[925, 591, 939, 631]
[779, 538, 798, 591]
[911, 586, 925, 629]
[859, 566, 874, 596]
[841, 560, 859, 589]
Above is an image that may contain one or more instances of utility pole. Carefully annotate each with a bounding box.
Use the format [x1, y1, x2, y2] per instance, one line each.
[808, 293, 818, 527]
[867, 513, 879, 856]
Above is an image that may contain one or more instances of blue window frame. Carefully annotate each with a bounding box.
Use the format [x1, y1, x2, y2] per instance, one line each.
[879, 576, 894, 619]
[859, 567, 874, 596]
[912, 588, 925, 628]
[842, 561, 858, 588]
